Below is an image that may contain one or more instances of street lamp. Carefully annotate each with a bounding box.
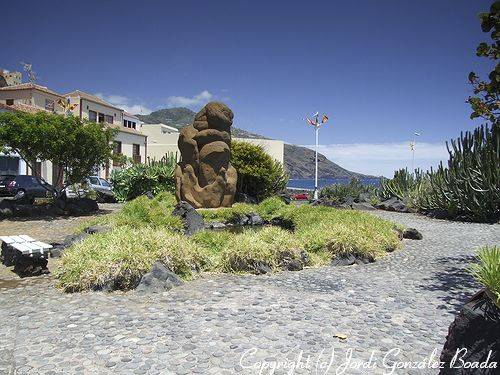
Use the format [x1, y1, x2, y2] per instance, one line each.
[305, 112, 329, 200]
[410, 132, 420, 173]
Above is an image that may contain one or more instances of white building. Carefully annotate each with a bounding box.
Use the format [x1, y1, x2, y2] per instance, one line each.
[139, 123, 284, 164]
[0, 85, 148, 182]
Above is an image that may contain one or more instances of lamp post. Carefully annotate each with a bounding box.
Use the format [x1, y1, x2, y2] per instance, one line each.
[305, 112, 328, 200]
[411, 132, 420, 173]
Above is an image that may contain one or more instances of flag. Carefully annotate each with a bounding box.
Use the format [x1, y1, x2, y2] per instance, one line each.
[321, 114, 328, 123]
[409, 142, 414, 151]
[306, 117, 317, 126]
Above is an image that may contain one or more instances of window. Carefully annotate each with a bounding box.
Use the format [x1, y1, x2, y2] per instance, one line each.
[131, 121, 136, 129]
[99, 178, 111, 187]
[132, 144, 141, 163]
[6, 99, 14, 106]
[45, 99, 55, 112]
[88, 177, 100, 185]
[89, 110, 97, 122]
[98, 113, 105, 123]
[105, 115, 113, 124]
[123, 120, 126, 127]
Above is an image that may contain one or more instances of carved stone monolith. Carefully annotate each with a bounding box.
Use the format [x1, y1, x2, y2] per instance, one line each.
[175, 102, 237, 208]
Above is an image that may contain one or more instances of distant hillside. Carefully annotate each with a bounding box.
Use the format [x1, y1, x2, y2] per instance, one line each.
[137, 107, 369, 179]
[284, 144, 369, 179]
[137, 107, 264, 139]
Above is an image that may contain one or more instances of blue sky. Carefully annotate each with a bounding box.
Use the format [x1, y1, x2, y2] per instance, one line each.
[1, 0, 494, 176]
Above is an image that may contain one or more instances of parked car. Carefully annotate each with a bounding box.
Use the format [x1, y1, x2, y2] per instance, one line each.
[63, 176, 115, 202]
[291, 193, 309, 200]
[0, 174, 52, 203]
[87, 176, 116, 202]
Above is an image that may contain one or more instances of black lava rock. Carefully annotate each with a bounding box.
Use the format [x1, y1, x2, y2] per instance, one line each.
[403, 228, 423, 240]
[376, 197, 409, 213]
[172, 201, 204, 235]
[331, 253, 374, 266]
[136, 262, 182, 293]
[440, 290, 500, 374]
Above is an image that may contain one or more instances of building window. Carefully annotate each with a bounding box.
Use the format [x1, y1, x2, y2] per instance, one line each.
[45, 99, 55, 112]
[123, 120, 126, 127]
[6, 99, 14, 106]
[98, 113, 105, 123]
[89, 110, 97, 122]
[113, 141, 122, 166]
[132, 144, 141, 164]
[105, 115, 113, 124]
[131, 121, 136, 129]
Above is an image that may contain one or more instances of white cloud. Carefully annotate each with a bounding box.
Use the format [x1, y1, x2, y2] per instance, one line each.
[166, 90, 213, 108]
[303, 142, 449, 177]
[94, 93, 152, 115]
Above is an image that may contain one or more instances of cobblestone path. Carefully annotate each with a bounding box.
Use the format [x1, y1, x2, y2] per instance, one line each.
[0, 212, 498, 374]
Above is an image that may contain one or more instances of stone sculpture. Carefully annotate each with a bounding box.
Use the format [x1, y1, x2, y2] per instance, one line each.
[175, 102, 237, 208]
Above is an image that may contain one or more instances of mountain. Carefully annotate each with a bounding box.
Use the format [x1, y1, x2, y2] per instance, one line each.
[137, 107, 370, 179]
[137, 107, 264, 139]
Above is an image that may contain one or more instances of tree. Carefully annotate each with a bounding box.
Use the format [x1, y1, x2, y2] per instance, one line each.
[0, 111, 116, 196]
[467, 1, 500, 125]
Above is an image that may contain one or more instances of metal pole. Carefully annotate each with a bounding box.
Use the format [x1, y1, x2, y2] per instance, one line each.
[314, 125, 319, 200]
[411, 135, 415, 173]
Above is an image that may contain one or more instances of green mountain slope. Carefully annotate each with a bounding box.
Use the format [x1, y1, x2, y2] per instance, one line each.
[137, 107, 370, 179]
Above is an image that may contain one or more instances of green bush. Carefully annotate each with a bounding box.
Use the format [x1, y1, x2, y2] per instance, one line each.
[320, 178, 379, 204]
[110, 153, 177, 201]
[231, 141, 288, 201]
[469, 246, 500, 307]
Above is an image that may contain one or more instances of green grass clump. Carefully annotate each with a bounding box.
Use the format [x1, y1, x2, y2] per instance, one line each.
[198, 203, 254, 223]
[469, 246, 500, 307]
[282, 205, 400, 259]
[56, 226, 208, 292]
[75, 193, 182, 232]
[255, 196, 287, 221]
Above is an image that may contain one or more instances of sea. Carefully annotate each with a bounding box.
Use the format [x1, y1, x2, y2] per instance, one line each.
[287, 178, 381, 190]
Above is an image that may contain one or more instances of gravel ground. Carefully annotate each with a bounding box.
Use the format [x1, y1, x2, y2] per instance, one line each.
[0, 211, 498, 374]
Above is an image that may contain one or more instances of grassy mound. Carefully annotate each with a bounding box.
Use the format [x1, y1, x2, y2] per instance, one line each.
[469, 246, 500, 307]
[58, 194, 402, 292]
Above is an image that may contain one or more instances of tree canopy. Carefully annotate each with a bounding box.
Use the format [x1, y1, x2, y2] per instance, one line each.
[467, 1, 500, 125]
[0, 111, 116, 192]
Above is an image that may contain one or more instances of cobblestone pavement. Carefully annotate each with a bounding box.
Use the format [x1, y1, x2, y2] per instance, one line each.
[0, 212, 498, 375]
[0, 203, 122, 244]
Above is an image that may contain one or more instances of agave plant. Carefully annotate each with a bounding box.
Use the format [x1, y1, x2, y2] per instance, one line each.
[111, 153, 177, 201]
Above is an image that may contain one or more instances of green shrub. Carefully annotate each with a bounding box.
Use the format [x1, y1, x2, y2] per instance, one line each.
[56, 226, 209, 292]
[469, 245, 500, 307]
[320, 178, 378, 204]
[110, 153, 177, 201]
[255, 196, 287, 220]
[231, 141, 288, 201]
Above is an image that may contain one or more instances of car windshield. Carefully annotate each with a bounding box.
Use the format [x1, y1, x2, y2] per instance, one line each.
[99, 178, 111, 187]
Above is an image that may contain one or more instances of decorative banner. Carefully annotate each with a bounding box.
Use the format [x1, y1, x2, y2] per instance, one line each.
[321, 114, 328, 124]
[410, 142, 415, 151]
